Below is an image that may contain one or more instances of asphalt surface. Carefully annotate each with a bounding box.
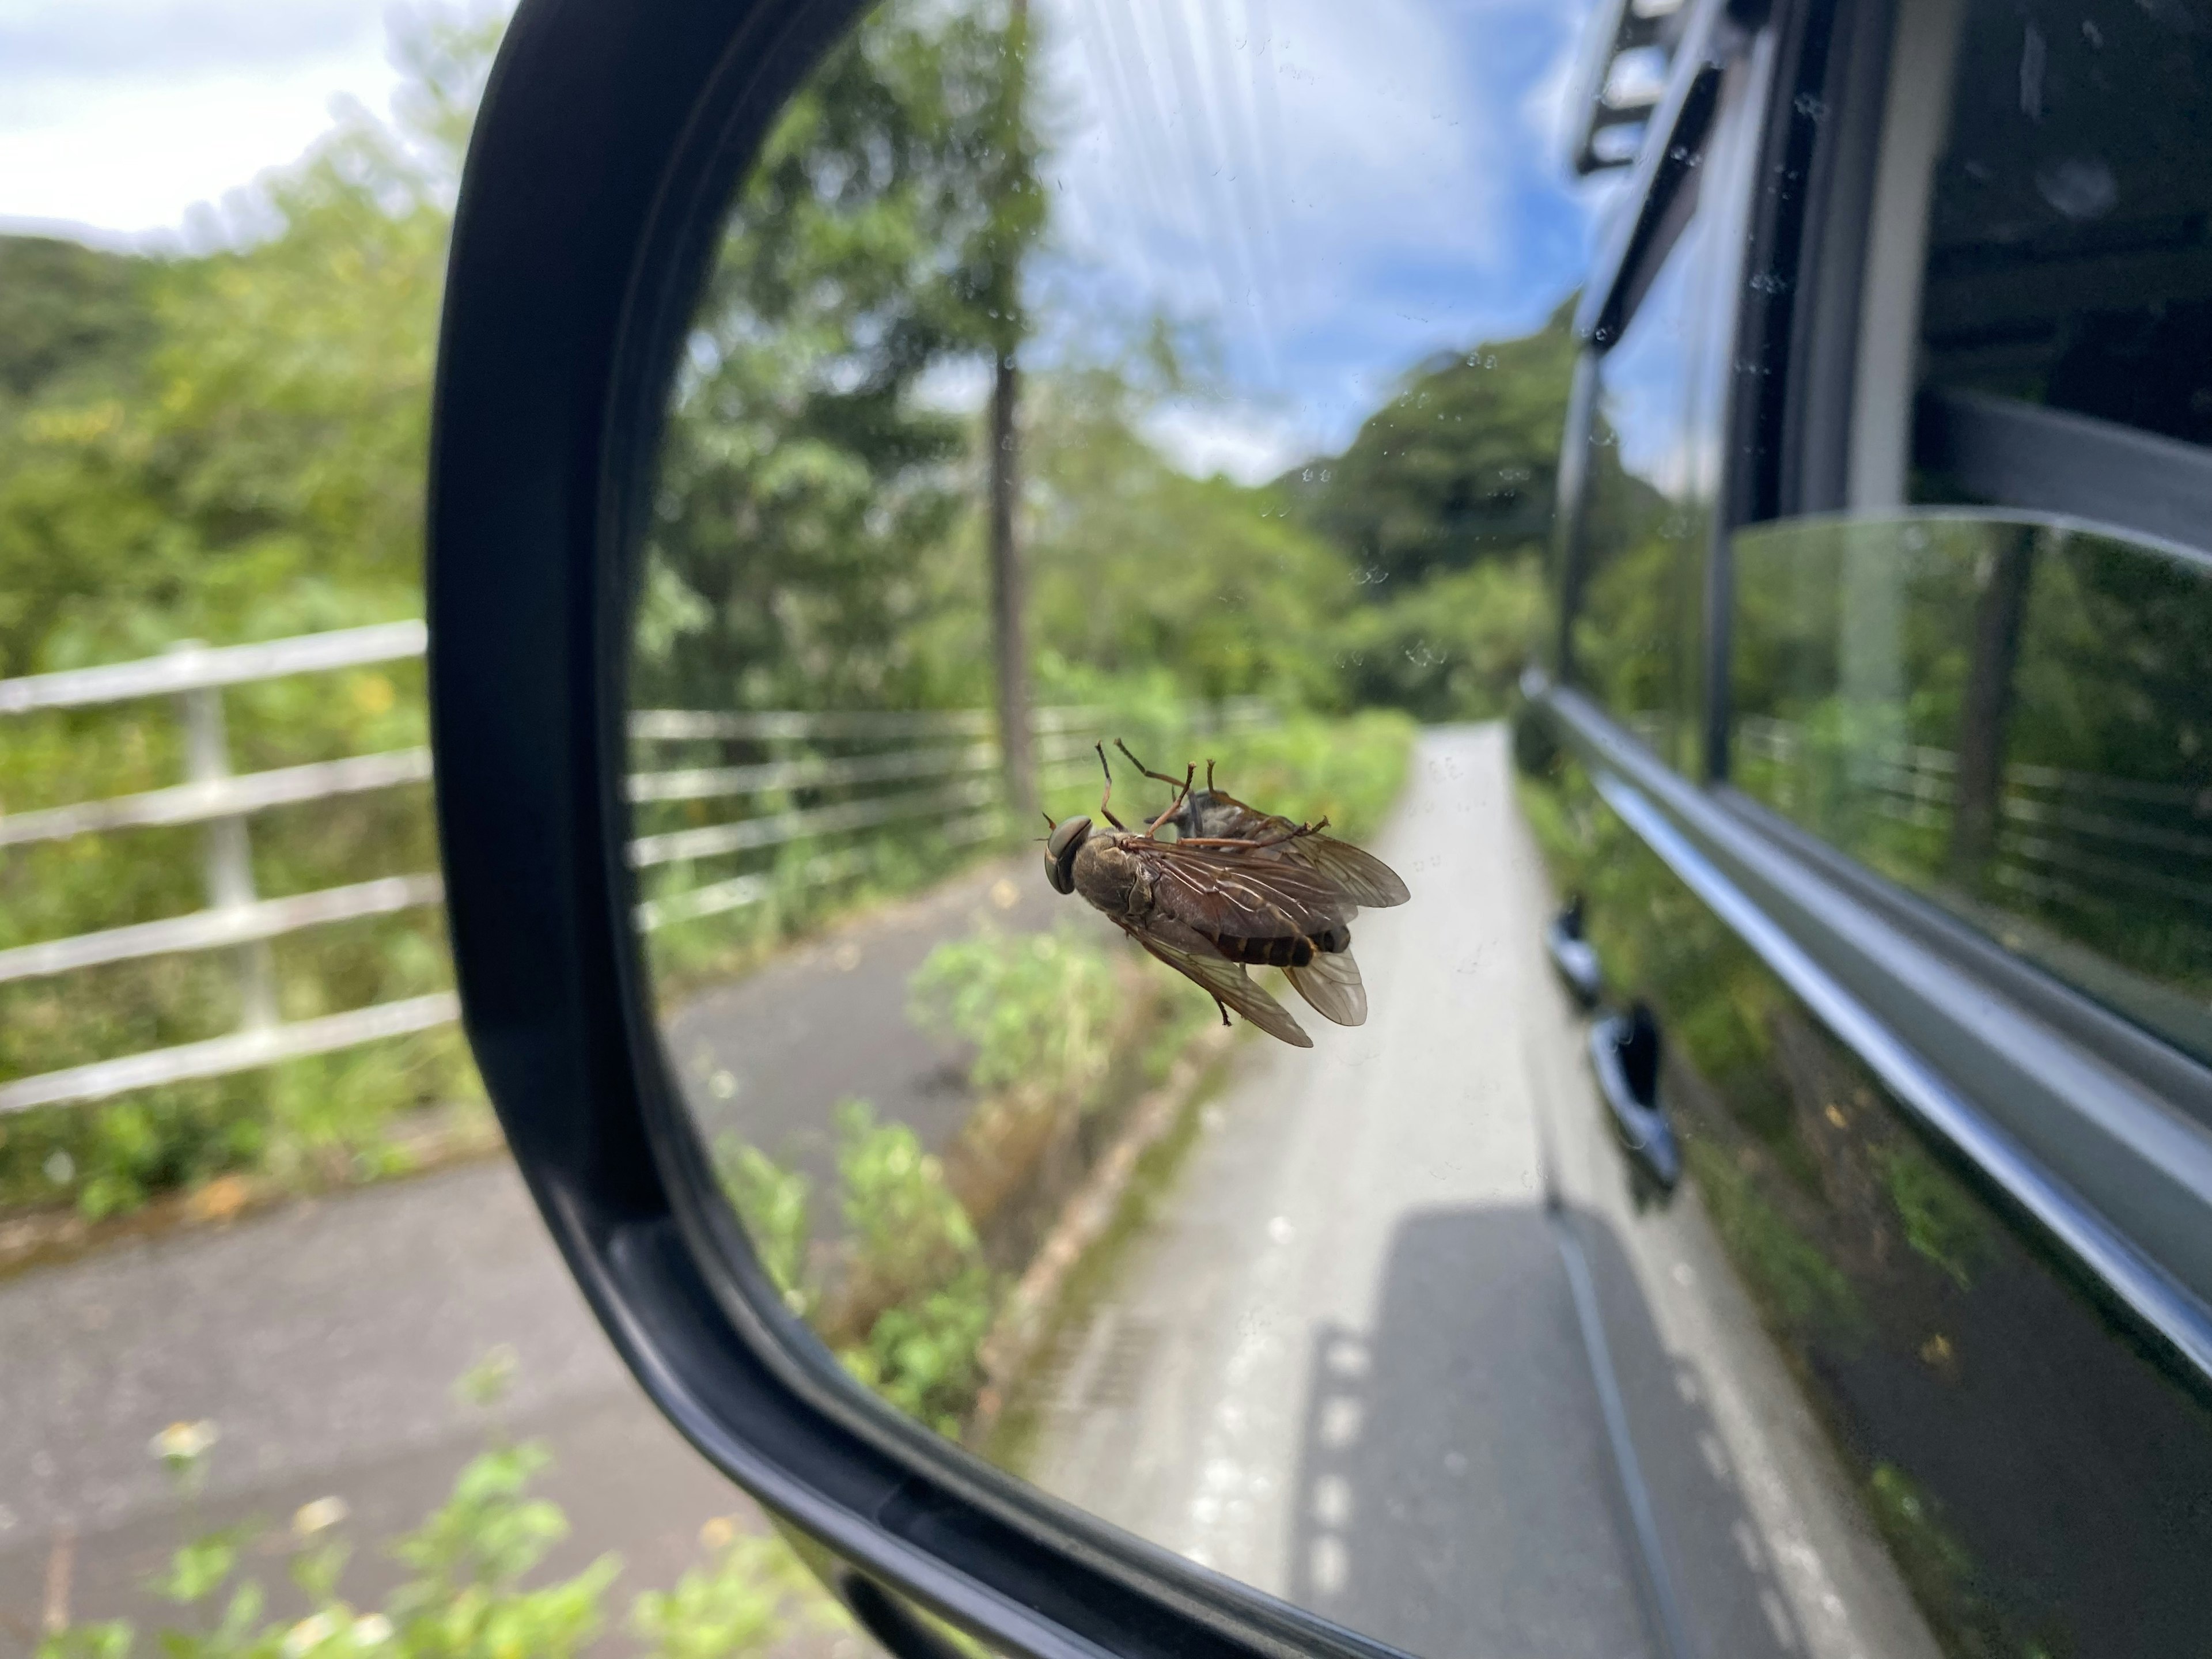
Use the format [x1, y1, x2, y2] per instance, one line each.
[0, 1161, 796, 1654]
[660, 855, 1064, 1210]
[0, 842, 1094, 1653]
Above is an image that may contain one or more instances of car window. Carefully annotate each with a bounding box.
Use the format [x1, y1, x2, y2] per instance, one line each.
[1727, 0, 2212, 1064]
[1566, 49, 1763, 777]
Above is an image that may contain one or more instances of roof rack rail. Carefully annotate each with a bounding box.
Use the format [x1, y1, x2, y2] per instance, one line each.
[1566, 0, 1693, 175]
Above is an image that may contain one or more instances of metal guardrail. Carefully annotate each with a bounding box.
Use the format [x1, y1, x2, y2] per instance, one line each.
[0, 624, 1274, 1114]
[1734, 714, 2212, 915]
[0, 622, 429, 714]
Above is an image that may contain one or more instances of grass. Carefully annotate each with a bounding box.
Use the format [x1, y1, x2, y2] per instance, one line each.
[977, 1038, 1236, 1476]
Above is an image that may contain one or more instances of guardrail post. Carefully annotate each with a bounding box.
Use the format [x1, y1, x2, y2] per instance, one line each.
[172, 643, 278, 1034]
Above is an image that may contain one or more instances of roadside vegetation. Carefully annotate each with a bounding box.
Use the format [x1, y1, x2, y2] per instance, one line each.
[37, 1354, 855, 1658]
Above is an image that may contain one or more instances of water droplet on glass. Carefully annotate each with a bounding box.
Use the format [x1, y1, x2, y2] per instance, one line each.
[2036, 156, 2117, 221]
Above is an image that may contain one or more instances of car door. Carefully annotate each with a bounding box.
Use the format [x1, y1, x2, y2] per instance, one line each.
[1525, 1, 2212, 1654]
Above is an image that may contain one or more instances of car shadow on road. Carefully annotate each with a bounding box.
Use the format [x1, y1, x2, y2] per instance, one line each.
[1286, 1204, 1800, 1659]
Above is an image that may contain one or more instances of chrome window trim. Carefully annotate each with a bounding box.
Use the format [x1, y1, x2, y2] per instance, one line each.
[1721, 783, 2212, 1130]
[1532, 675, 2212, 1387]
[1916, 389, 2212, 566]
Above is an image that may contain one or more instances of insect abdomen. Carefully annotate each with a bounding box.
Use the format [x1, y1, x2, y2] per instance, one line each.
[1205, 925, 1350, 968]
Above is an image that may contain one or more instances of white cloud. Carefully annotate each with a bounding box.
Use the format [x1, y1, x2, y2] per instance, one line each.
[1040, 0, 1507, 347]
[1139, 395, 1313, 486]
[1034, 0, 1598, 453]
[0, 0, 383, 79]
[0, 1, 480, 243]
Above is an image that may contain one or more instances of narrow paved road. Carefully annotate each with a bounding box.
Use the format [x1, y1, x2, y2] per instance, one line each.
[1016, 726, 1800, 1659]
[661, 857, 1059, 1209]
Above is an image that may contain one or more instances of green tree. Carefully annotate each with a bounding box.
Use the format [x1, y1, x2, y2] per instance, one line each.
[1024, 360, 1353, 709]
[1254, 302, 1593, 721]
[1288, 302, 1579, 589]
[0, 236, 156, 408]
[0, 10, 495, 1219]
[633, 0, 1041, 715]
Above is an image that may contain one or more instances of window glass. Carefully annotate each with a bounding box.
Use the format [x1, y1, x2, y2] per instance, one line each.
[1569, 61, 1758, 774]
[614, 0, 1683, 1649]
[1573, 231, 1710, 770]
[1916, 0, 2212, 450]
[1732, 512, 2212, 1063]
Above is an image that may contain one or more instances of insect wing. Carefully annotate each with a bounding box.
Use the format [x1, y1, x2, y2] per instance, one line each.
[1285, 948, 1366, 1027]
[1184, 792, 1409, 910]
[1138, 840, 1355, 939]
[1287, 837, 1411, 908]
[1134, 931, 1313, 1048]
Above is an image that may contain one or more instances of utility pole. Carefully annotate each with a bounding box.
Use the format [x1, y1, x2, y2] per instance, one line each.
[988, 351, 1032, 821]
[1948, 523, 2035, 885]
[988, 0, 1035, 824]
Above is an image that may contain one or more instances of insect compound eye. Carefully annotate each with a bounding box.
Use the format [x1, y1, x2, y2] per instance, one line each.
[1045, 815, 1090, 893]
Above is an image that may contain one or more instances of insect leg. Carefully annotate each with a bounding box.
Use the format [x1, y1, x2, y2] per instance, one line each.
[1142, 765, 1194, 839]
[1212, 994, 1232, 1028]
[1241, 816, 1328, 850]
[1093, 743, 1128, 830]
[1177, 830, 1312, 849]
[1113, 738, 1188, 793]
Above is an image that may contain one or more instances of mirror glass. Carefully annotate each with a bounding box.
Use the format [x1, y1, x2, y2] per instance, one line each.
[624, 0, 1643, 1645]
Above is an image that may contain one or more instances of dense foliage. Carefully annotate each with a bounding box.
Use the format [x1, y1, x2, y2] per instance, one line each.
[0, 15, 497, 1219]
[635, 0, 1042, 714]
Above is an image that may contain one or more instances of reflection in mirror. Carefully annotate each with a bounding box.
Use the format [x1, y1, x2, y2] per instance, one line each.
[623, 2, 1804, 1653]
[1732, 512, 2212, 1069]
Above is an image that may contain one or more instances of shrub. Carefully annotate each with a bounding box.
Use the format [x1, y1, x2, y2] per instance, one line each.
[907, 927, 1119, 1107]
[38, 1362, 849, 1659]
[715, 1137, 813, 1315]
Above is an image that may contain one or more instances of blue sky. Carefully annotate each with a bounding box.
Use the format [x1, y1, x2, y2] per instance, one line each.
[1028, 0, 1616, 478]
